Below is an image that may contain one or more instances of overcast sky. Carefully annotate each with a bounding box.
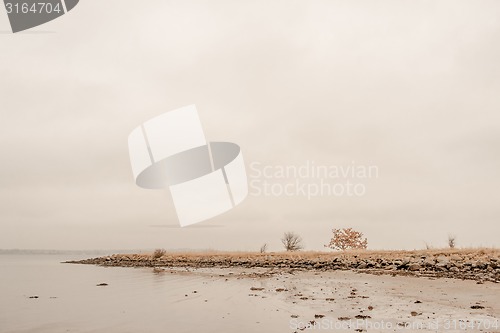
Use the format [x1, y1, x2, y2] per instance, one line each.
[1, 0, 499, 251]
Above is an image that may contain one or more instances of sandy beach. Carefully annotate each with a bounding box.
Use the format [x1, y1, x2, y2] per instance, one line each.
[138, 255, 500, 333]
[132, 264, 500, 333]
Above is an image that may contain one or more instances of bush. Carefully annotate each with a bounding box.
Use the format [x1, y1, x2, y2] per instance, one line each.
[152, 248, 166, 259]
[448, 235, 456, 249]
[281, 232, 303, 251]
[259, 243, 268, 253]
[325, 228, 368, 251]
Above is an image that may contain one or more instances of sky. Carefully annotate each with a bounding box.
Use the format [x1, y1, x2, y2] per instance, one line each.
[0, 0, 499, 251]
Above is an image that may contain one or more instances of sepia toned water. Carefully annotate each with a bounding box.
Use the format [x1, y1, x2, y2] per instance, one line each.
[0, 254, 190, 332]
[0, 254, 289, 333]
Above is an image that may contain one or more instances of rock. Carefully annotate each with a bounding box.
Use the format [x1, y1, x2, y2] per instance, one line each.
[68, 250, 500, 284]
[355, 315, 371, 319]
[473, 261, 485, 269]
[96, 283, 108, 286]
[437, 256, 449, 264]
[436, 262, 448, 270]
[423, 258, 435, 266]
[409, 264, 421, 271]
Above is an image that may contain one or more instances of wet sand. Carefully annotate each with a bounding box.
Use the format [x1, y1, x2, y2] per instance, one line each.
[159, 267, 500, 332]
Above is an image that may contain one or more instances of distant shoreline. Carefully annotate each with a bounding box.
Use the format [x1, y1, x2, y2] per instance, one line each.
[0, 249, 147, 256]
[67, 248, 499, 283]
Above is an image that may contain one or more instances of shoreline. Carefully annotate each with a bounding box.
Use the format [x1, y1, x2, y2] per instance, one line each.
[70, 258, 500, 332]
[66, 248, 500, 283]
[2, 253, 499, 332]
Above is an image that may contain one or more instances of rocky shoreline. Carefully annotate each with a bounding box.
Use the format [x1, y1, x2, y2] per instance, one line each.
[66, 249, 500, 283]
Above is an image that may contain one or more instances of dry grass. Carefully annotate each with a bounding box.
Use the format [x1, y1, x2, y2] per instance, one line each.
[131, 248, 499, 260]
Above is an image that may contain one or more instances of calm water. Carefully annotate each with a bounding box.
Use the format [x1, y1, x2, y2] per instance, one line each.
[0, 254, 214, 333]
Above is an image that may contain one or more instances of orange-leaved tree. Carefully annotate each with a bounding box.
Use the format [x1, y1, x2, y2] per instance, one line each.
[325, 228, 368, 251]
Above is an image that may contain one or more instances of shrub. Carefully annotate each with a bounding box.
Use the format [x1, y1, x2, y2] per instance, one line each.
[325, 228, 368, 251]
[448, 235, 456, 249]
[152, 248, 166, 259]
[259, 243, 268, 253]
[281, 232, 303, 251]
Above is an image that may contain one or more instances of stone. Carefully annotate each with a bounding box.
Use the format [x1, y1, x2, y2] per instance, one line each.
[436, 256, 449, 264]
[409, 264, 421, 271]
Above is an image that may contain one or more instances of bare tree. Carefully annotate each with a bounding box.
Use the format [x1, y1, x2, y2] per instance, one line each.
[259, 243, 268, 253]
[325, 228, 368, 251]
[152, 248, 166, 259]
[448, 235, 456, 249]
[281, 232, 303, 251]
